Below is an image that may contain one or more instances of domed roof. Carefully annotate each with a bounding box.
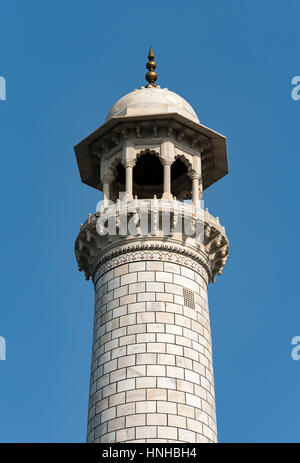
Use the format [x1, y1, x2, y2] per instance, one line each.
[106, 87, 199, 123]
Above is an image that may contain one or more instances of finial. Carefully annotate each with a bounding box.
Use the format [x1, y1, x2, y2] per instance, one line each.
[145, 46, 158, 88]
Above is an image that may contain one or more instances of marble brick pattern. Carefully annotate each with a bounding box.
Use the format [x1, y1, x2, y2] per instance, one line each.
[87, 255, 217, 443]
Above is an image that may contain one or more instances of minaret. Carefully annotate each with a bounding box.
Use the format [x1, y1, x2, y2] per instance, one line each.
[74, 48, 229, 443]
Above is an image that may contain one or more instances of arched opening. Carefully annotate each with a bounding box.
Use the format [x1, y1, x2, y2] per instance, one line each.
[171, 157, 192, 200]
[133, 151, 164, 199]
[111, 161, 126, 201]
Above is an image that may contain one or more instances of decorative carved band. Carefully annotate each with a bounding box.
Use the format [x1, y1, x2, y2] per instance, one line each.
[93, 242, 211, 285]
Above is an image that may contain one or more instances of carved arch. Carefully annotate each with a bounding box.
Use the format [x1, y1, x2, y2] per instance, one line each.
[107, 156, 123, 180]
[136, 148, 160, 159]
[171, 154, 192, 200]
[174, 153, 193, 172]
[132, 149, 164, 198]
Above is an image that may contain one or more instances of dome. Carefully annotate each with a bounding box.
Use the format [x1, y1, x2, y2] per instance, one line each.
[106, 87, 199, 123]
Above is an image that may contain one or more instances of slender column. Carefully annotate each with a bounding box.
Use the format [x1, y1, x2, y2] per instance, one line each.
[101, 174, 113, 209]
[191, 172, 200, 206]
[125, 160, 135, 201]
[103, 182, 110, 208]
[199, 175, 203, 201]
[162, 158, 173, 200]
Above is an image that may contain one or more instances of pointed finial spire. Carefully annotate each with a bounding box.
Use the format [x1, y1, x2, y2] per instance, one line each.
[145, 46, 158, 88]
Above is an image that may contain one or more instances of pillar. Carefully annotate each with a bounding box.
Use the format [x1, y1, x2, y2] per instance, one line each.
[162, 158, 173, 200]
[101, 174, 114, 209]
[103, 182, 110, 209]
[125, 160, 135, 201]
[191, 172, 200, 207]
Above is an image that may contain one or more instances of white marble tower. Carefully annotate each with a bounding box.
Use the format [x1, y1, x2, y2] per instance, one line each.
[74, 48, 229, 443]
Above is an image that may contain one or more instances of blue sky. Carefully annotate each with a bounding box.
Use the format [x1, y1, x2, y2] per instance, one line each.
[0, 0, 299, 443]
